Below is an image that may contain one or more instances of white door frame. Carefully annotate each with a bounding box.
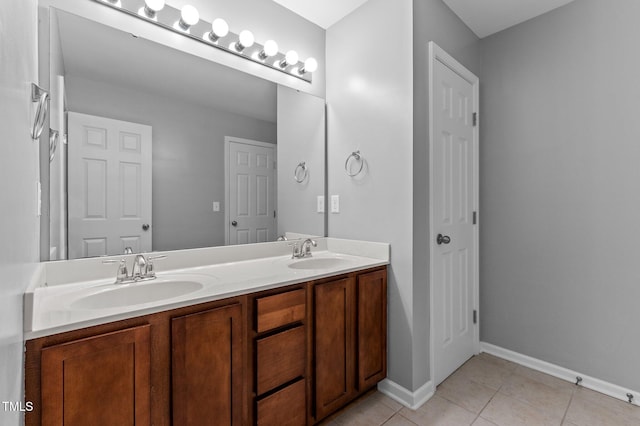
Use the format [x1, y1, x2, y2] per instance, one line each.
[224, 136, 277, 245]
[428, 41, 480, 383]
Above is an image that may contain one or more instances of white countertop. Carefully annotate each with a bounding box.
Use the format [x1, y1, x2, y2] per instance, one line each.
[24, 238, 389, 339]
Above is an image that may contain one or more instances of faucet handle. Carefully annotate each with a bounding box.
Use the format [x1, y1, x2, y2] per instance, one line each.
[146, 255, 167, 278]
[287, 242, 301, 259]
[102, 258, 129, 283]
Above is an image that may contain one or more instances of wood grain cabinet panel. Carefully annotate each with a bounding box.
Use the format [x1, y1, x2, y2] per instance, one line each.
[172, 303, 243, 426]
[256, 379, 306, 426]
[313, 277, 356, 420]
[256, 325, 306, 395]
[357, 269, 388, 390]
[256, 289, 306, 333]
[40, 325, 151, 426]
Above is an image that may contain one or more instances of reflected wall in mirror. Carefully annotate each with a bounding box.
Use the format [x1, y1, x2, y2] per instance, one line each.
[41, 7, 326, 261]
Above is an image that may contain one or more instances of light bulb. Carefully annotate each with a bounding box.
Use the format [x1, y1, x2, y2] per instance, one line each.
[208, 18, 229, 42]
[178, 5, 199, 30]
[212, 19, 229, 38]
[235, 30, 255, 52]
[145, 0, 164, 12]
[280, 50, 299, 68]
[259, 40, 278, 60]
[300, 57, 318, 74]
[141, 0, 164, 18]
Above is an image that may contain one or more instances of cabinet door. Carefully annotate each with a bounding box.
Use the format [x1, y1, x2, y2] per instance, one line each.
[41, 325, 151, 426]
[357, 269, 387, 390]
[314, 277, 355, 420]
[172, 303, 243, 426]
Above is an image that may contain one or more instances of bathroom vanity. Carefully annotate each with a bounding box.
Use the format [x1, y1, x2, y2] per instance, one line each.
[24, 238, 389, 425]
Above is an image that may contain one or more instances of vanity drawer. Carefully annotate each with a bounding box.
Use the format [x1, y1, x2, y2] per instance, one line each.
[256, 326, 306, 395]
[256, 289, 306, 333]
[256, 379, 306, 426]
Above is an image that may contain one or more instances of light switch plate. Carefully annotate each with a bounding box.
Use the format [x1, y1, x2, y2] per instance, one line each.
[317, 196, 325, 213]
[331, 195, 340, 213]
[213, 201, 220, 212]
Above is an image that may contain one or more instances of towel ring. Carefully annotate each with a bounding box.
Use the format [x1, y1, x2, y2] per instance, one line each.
[49, 130, 59, 163]
[31, 83, 50, 140]
[294, 162, 308, 183]
[345, 150, 364, 177]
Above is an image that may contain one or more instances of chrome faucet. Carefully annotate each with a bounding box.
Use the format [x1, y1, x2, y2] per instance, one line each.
[131, 254, 148, 279]
[103, 254, 167, 284]
[292, 238, 317, 259]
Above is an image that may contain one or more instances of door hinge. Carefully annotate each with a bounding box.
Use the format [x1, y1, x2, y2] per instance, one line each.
[273, 210, 276, 218]
[473, 310, 478, 325]
[472, 112, 478, 127]
[473, 211, 477, 225]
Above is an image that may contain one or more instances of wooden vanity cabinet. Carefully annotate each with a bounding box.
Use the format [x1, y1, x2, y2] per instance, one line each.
[26, 266, 387, 426]
[25, 297, 246, 426]
[172, 303, 244, 426]
[249, 287, 308, 426]
[40, 325, 151, 426]
[356, 269, 388, 390]
[312, 267, 387, 423]
[313, 277, 357, 420]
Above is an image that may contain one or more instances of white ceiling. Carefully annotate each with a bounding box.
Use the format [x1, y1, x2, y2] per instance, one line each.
[272, 0, 370, 29]
[442, 0, 577, 38]
[56, 10, 276, 123]
[273, 0, 576, 38]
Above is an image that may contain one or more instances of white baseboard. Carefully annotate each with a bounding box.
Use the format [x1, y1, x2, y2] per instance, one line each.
[480, 342, 640, 407]
[377, 378, 434, 410]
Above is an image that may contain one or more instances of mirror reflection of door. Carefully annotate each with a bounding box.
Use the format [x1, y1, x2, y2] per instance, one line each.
[226, 137, 276, 245]
[67, 112, 152, 259]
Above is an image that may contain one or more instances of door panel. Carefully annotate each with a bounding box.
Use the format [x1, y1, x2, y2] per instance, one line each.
[357, 270, 387, 390]
[172, 304, 243, 426]
[228, 139, 276, 245]
[314, 278, 355, 420]
[68, 112, 152, 258]
[40, 325, 151, 426]
[432, 57, 477, 385]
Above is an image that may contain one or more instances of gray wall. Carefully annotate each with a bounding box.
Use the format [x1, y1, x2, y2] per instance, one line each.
[327, 0, 415, 390]
[412, 0, 481, 389]
[66, 75, 276, 251]
[277, 86, 326, 237]
[480, 0, 640, 391]
[0, 0, 39, 424]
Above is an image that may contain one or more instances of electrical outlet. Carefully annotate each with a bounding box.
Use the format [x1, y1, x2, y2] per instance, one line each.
[317, 196, 325, 213]
[331, 195, 340, 213]
[213, 201, 220, 212]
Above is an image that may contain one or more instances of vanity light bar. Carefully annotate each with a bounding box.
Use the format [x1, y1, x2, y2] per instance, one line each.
[94, 0, 317, 83]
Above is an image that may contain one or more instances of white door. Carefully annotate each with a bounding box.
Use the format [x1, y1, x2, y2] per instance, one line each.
[68, 112, 152, 259]
[226, 137, 276, 245]
[430, 42, 480, 385]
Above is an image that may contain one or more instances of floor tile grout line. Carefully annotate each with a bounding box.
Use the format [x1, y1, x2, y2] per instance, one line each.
[560, 389, 576, 426]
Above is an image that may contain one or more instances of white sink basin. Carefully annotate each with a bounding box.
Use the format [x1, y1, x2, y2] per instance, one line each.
[71, 280, 203, 309]
[288, 257, 351, 270]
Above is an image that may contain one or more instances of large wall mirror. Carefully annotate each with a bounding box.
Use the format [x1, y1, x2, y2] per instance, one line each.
[39, 5, 326, 261]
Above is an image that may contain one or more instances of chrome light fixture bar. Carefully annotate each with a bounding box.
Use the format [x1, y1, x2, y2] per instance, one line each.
[93, 0, 316, 83]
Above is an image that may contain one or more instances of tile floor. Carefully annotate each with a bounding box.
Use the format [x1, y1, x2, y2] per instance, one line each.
[320, 353, 640, 426]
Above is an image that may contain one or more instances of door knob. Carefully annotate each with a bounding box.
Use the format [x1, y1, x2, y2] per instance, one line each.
[437, 233, 451, 245]
[142, 224, 150, 231]
[231, 221, 238, 227]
